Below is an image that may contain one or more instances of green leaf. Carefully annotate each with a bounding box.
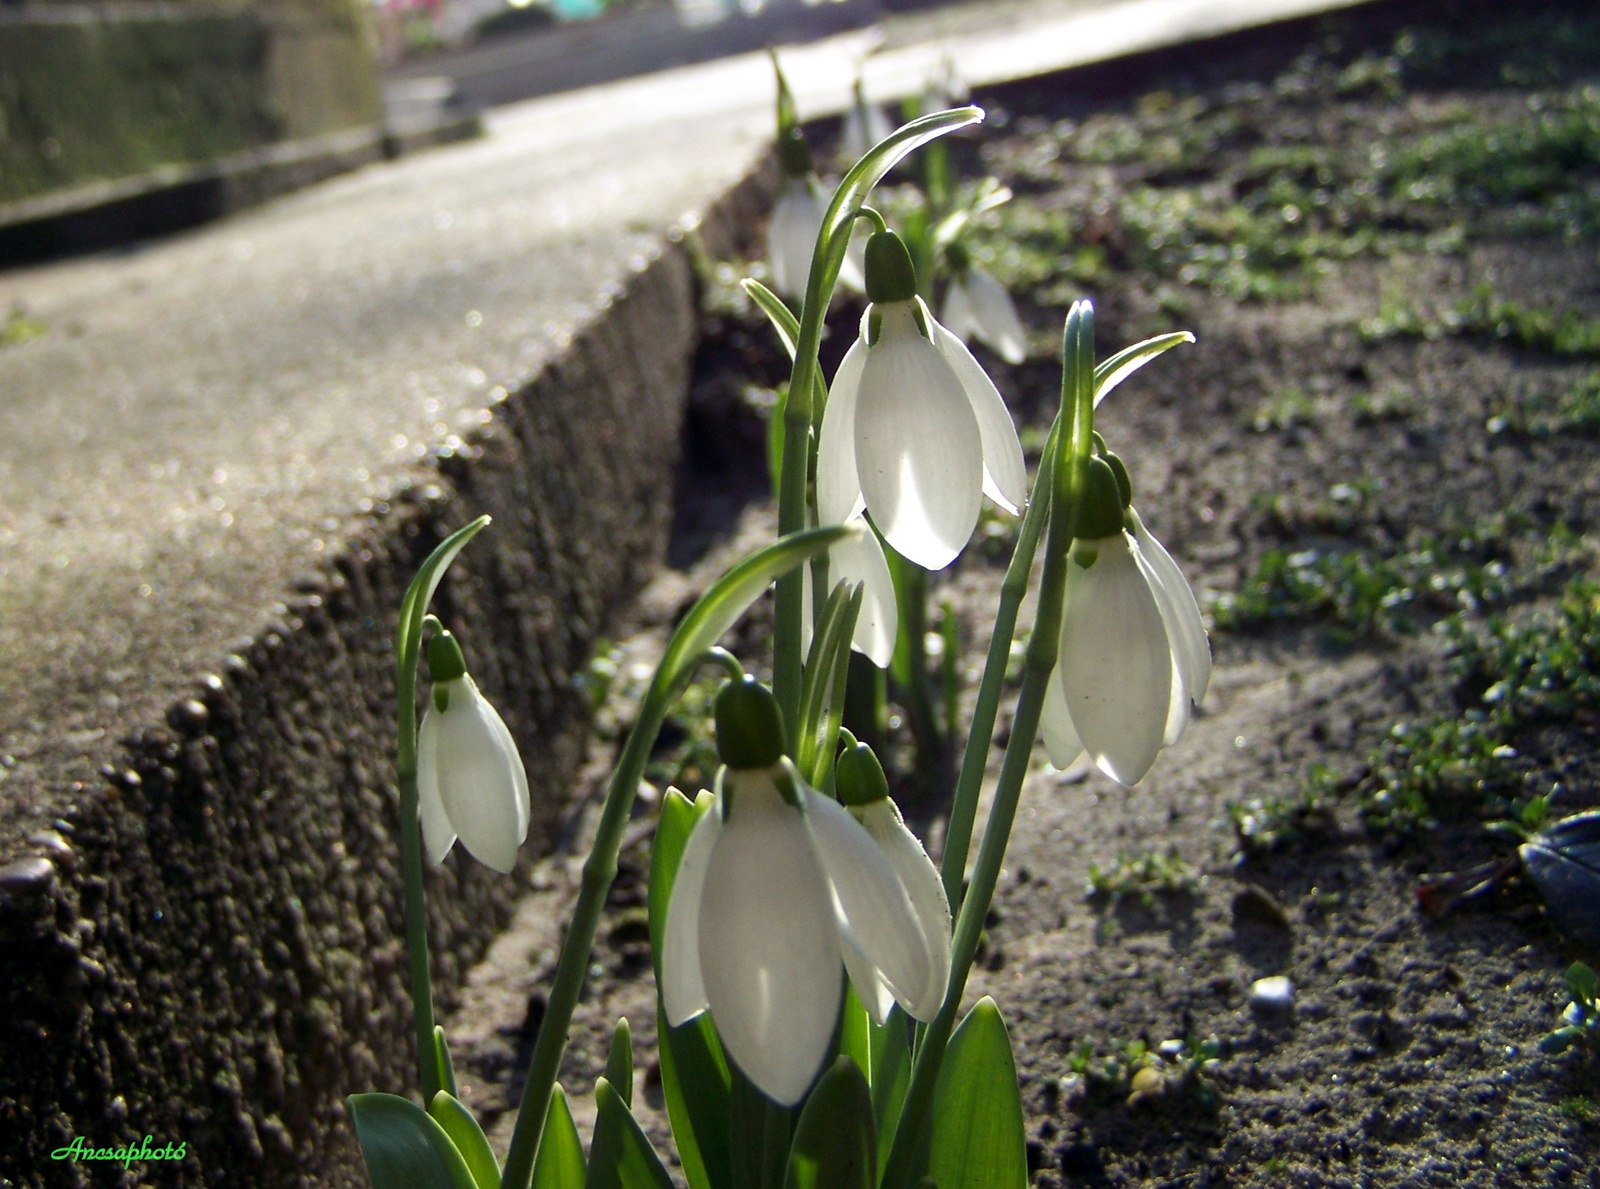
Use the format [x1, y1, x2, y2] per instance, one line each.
[742, 279, 801, 361]
[1092, 332, 1194, 409]
[348, 1093, 478, 1189]
[429, 1092, 501, 1189]
[651, 525, 856, 714]
[870, 1009, 911, 1181]
[839, 983, 874, 1087]
[532, 1085, 586, 1189]
[798, 580, 863, 784]
[585, 1077, 675, 1189]
[435, 1027, 460, 1100]
[648, 788, 699, 975]
[926, 998, 1027, 1189]
[782, 1056, 875, 1189]
[397, 516, 492, 675]
[605, 1019, 634, 1109]
[1569, 961, 1598, 1006]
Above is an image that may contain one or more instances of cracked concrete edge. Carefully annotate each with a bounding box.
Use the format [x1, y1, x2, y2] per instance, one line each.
[0, 154, 778, 1189]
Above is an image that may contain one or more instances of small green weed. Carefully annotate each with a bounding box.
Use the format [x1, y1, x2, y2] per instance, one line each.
[1363, 284, 1600, 359]
[1228, 767, 1338, 855]
[1066, 1035, 1224, 1107]
[1086, 846, 1197, 906]
[1539, 962, 1599, 1055]
[1489, 372, 1600, 437]
[0, 307, 44, 348]
[1247, 388, 1317, 433]
[1558, 1095, 1596, 1123]
[1358, 714, 1515, 836]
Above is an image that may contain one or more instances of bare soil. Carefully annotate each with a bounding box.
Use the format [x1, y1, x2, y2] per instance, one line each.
[439, 1, 1600, 1184]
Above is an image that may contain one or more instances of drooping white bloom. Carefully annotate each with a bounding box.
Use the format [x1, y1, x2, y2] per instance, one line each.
[662, 766, 941, 1105]
[1041, 510, 1211, 786]
[800, 513, 898, 667]
[817, 297, 1027, 570]
[418, 675, 531, 873]
[768, 176, 863, 302]
[942, 264, 1028, 365]
[839, 796, 950, 1024]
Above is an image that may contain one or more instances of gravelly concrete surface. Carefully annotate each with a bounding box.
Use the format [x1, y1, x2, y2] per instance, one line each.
[0, 0, 1372, 1183]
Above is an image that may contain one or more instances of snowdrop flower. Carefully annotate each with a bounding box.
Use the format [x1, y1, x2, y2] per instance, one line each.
[817, 229, 1027, 571]
[663, 680, 942, 1104]
[800, 513, 898, 667]
[841, 77, 894, 166]
[942, 242, 1028, 365]
[834, 737, 950, 1024]
[768, 129, 863, 301]
[1041, 455, 1210, 786]
[418, 631, 531, 873]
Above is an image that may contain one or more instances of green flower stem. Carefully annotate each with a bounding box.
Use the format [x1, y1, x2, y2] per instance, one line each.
[500, 694, 665, 1189]
[938, 418, 1059, 913]
[883, 304, 1092, 1189]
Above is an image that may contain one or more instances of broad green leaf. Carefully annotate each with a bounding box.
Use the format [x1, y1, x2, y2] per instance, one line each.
[798, 581, 862, 783]
[827, 108, 983, 248]
[397, 516, 492, 674]
[870, 1009, 911, 1180]
[435, 1026, 460, 1099]
[605, 1019, 634, 1109]
[532, 1085, 586, 1189]
[429, 1092, 500, 1189]
[585, 1078, 674, 1189]
[927, 998, 1027, 1189]
[1569, 961, 1598, 1005]
[839, 983, 874, 1087]
[1092, 332, 1194, 408]
[652, 525, 854, 712]
[650, 789, 731, 1189]
[348, 1093, 478, 1189]
[782, 1057, 875, 1189]
[730, 1067, 793, 1189]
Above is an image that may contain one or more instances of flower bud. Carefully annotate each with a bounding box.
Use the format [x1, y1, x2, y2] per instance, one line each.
[836, 736, 891, 807]
[714, 678, 785, 770]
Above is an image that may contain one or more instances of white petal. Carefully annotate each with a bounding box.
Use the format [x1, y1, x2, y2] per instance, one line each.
[855, 303, 982, 570]
[432, 677, 528, 873]
[769, 179, 825, 301]
[860, 799, 950, 1020]
[962, 267, 1028, 365]
[1133, 514, 1212, 707]
[831, 520, 898, 668]
[803, 788, 933, 1023]
[698, 773, 840, 1105]
[940, 274, 978, 346]
[662, 796, 720, 1025]
[932, 307, 1027, 515]
[841, 931, 897, 1027]
[417, 706, 457, 866]
[817, 334, 868, 527]
[839, 221, 866, 294]
[1039, 665, 1085, 771]
[1058, 535, 1172, 787]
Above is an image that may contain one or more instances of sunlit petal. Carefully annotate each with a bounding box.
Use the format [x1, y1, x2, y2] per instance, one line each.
[831, 520, 898, 667]
[699, 773, 840, 1105]
[859, 798, 950, 1020]
[855, 304, 982, 569]
[841, 931, 897, 1026]
[432, 677, 529, 873]
[933, 310, 1027, 514]
[769, 178, 825, 300]
[1059, 535, 1172, 786]
[817, 334, 869, 527]
[960, 266, 1028, 365]
[417, 708, 457, 866]
[1039, 665, 1085, 771]
[1132, 514, 1211, 707]
[662, 797, 720, 1025]
[804, 788, 934, 1022]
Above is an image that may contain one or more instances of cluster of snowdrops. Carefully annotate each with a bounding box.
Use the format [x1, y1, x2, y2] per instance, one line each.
[346, 84, 1206, 1189]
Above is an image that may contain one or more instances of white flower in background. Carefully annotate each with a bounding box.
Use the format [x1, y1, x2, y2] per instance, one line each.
[663, 682, 942, 1105]
[834, 739, 950, 1024]
[768, 175, 866, 302]
[418, 633, 531, 874]
[801, 513, 898, 668]
[1040, 467, 1211, 786]
[817, 230, 1027, 571]
[841, 78, 894, 165]
[942, 246, 1028, 365]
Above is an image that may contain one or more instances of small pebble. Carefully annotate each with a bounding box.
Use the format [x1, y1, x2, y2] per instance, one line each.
[1250, 975, 1295, 1013]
